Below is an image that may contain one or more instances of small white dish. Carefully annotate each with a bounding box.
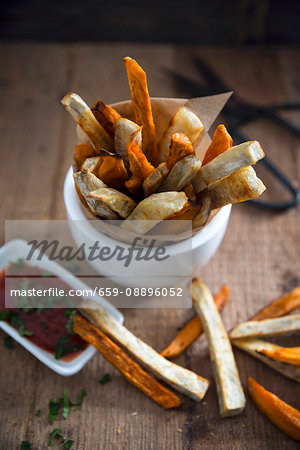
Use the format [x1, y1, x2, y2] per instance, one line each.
[0, 239, 124, 376]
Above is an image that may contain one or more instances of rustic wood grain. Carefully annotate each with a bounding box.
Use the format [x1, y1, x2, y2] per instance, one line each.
[0, 43, 299, 449]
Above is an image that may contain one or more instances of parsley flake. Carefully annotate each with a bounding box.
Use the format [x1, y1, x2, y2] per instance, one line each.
[99, 373, 112, 385]
[4, 336, 14, 349]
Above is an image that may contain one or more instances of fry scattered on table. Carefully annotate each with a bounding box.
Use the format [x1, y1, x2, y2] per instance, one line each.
[161, 284, 229, 358]
[248, 377, 300, 442]
[250, 287, 300, 321]
[191, 279, 245, 417]
[258, 346, 300, 367]
[232, 339, 300, 383]
[74, 314, 181, 409]
[230, 314, 300, 340]
[80, 301, 210, 401]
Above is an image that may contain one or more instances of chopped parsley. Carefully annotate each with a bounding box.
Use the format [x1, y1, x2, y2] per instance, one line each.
[21, 441, 31, 450]
[99, 373, 112, 385]
[54, 336, 84, 360]
[35, 409, 41, 417]
[41, 271, 53, 278]
[4, 336, 14, 349]
[11, 258, 25, 270]
[64, 309, 76, 335]
[48, 427, 73, 448]
[48, 389, 86, 423]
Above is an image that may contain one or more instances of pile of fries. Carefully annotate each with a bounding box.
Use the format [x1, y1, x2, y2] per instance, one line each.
[62, 57, 266, 234]
[72, 282, 300, 441]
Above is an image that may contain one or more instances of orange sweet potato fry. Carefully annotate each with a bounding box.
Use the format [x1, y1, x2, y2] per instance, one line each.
[202, 124, 232, 166]
[251, 287, 300, 321]
[248, 377, 300, 441]
[161, 285, 230, 358]
[124, 57, 158, 166]
[125, 129, 155, 194]
[74, 314, 181, 409]
[74, 143, 96, 168]
[98, 155, 129, 190]
[258, 347, 300, 367]
[92, 100, 121, 139]
[166, 133, 195, 170]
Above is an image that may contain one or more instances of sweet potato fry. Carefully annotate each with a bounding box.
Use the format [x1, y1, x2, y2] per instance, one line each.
[251, 287, 300, 321]
[124, 57, 158, 165]
[74, 314, 181, 409]
[202, 124, 232, 165]
[61, 93, 114, 152]
[191, 279, 245, 417]
[232, 339, 300, 383]
[161, 285, 229, 358]
[92, 100, 121, 138]
[158, 107, 203, 163]
[125, 129, 155, 194]
[166, 133, 195, 170]
[74, 143, 96, 168]
[193, 141, 265, 193]
[230, 314, 300, 340]
[258, 347, 300, 367]
[248, 377, 300, 442]
[98, 155, 129, 190]
[80, 301, 210, 401]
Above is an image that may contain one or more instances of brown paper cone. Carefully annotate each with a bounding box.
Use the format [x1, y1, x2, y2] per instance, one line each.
[72, 93, 232, 244]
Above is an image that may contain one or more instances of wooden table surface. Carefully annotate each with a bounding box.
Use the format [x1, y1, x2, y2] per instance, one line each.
[0, 43, 299, 450]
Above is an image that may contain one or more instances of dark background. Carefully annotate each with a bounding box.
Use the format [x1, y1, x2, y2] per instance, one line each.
[1, 0, 299, 44]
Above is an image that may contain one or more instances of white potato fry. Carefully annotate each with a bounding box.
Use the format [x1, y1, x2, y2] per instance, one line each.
[89, 188, 136, 218]
[191, 278, 246, 417]
[159, 155, 202, 192]
[121, 191, 189, 234]
[114, 118, 141, 169]
[81, 302, 210, 401]
[62, 93, 114, 152]
[193, 141, 264, 193]
[230, 314, 300, 340]
[143, 162, 169, 197]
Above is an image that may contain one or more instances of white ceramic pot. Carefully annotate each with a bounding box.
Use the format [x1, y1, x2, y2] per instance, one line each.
[63, 167, 231, 288]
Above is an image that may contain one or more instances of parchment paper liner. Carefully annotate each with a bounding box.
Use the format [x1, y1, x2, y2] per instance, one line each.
[72, 93, 232, 245]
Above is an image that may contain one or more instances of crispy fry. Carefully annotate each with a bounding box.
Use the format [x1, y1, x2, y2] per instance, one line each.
[232, 339, 300, 383]
[202, 124, 232, 166]
[81, 156, 102, 176]
[191, 279, 245, 417]
[258, 347, 300, 367]
[143, 162, 169, 197]
[230, 314, 300, 340]
[193, 141, 265, 193]
[199, 166, 266, 210]
[92, 100, 121, 138]
[251, 287, 300, 321]
[124, 57, 158, 165]
[80, 301, 210, 401]
[192, 195, 211, 229]
[89, 188, 136, 218]
[166, 133, 195, 170]
[121, 191, 190, 234]
[61, 93, 114, 152]
[248, 377, 300, 442]
[125, 129, 155, 194]
[74, 143, 96, 168]
[74, 314, 181, 409]
[161, 285, 230, 358]
[158, 107, 203, 163]
[114, 118, 141, 169]
[159, 155, 202, 193]
[184, 183, 196, 202]
[73, 169, 118, 219]
[98, 155, 129, 190]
